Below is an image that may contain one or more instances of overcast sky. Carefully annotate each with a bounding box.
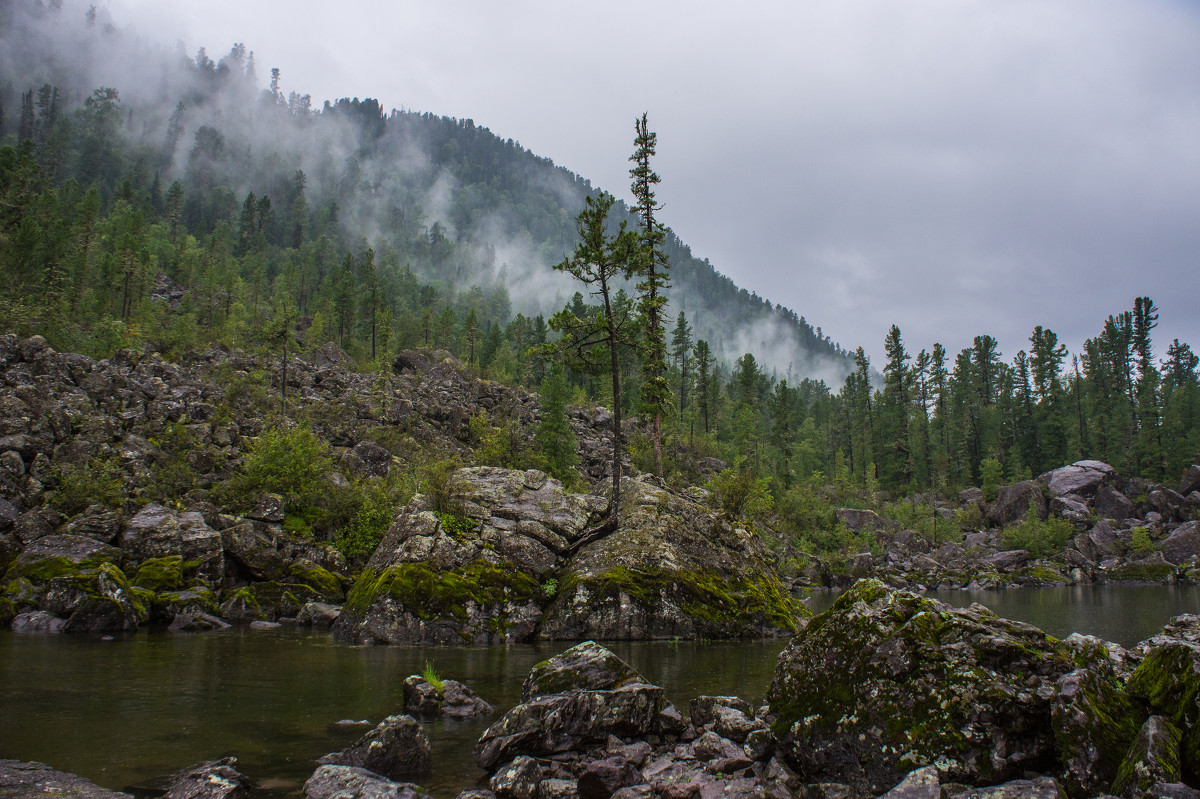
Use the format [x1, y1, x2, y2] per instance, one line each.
[107, 0, 1200, 366]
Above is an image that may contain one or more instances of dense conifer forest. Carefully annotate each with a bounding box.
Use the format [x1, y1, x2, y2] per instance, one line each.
[2, 0, 1197, 551]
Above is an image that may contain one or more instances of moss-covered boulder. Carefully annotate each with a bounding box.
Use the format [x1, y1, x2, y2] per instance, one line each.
[222, 519, 347, 595]
[46, 562, 146, 632]
[2, 534, 122, 584]
[1052, 636, 1144, 797]
[219, 581, 321, 622]
[1127, 639, 1200, 777]
[521, 640, 647, 701]
[1111, 716, 1184, 799]
[767, 579, 1076, 795]
[538, 477, 806, 640]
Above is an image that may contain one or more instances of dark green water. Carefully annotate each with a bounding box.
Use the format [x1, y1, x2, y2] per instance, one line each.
[1, 584, 1197, 797]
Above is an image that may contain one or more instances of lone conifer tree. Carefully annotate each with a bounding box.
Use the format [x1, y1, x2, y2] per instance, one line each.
[549, 192, 637, 539]
[630, 112, 670, 477]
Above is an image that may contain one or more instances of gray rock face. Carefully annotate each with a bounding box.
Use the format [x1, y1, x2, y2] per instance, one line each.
[878, 767, 941, 799]
[1038, 461, 1115, 498]
[162, 758, 251, 799]
[768, 579, 1075, 796]
[1180, 465, 1200, 497]
[1094, 486, 1134, 522]
[11, 610, 65, 632]
[989, 480, 1047, 526]
[0, 759, 132, 798]
[945, 777, 1064, 799]
[1159, 522, 1200, 565]
[304, 765, 431, 799]
[318, 715, 432, 780]
[577, 756, 642, 799]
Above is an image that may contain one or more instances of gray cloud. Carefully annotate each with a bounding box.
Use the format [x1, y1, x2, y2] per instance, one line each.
[91, 0, 1200, 366]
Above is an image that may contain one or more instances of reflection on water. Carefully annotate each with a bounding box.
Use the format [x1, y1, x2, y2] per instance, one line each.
[0, 584, 1195, 797]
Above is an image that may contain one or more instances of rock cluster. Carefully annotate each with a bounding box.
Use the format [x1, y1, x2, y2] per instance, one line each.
[803, 460, 1200, 591]
[333, 469, 804, 645]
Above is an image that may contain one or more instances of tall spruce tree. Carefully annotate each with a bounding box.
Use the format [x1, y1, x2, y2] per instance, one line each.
[629, 113, 670, 477]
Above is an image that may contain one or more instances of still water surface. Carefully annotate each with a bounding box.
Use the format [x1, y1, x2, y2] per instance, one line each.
[0, 584, 1197, 797]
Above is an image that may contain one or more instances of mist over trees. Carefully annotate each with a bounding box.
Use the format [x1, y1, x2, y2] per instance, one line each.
[1, 0, 1197, 518]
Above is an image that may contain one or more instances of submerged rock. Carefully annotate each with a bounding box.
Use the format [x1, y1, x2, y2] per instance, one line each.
[767, 579, 1076, 795]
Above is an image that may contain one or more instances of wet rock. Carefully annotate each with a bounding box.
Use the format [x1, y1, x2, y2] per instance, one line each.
[4, 533, 122, 583]
[222, 520, 345, 600]
[1094, 487, 1135, 522]
[689, 696, 754, 728]
[60, 505, 124, 544]
[0, 759, 133, 797]
[578, 756, 642, 799]
[768, 579, 1075, 795]
[989, 480, 1047, 526]
[1051, 655, 1142, 796]
[403, 675, 443, 716]
[474, 683, 665, 771]
[1180, 465, 1200, 497]
[490, 756, 543, 799]
[442, 680, 494, 718]
[1111, 716, 1183, 799]
[304, 764, 431, 799]
[49, 562, 145, 632]
[1038, 461, 1115, 499]
[119, 503, 185, 563]
[1051, 494, 1090, 524]
[538, 477, 804, 640]
[168, 611, 231, 632]
[692, 730, 746, 763]
[296, 601, 341, 626]
[523, 640, 647, 701]
[1126, 639, 1200, 775]
[537, 779, 581, 799]
[318, 714, 432, 780]
[162, 757, 251, 799]
[11, 610, 65, 631]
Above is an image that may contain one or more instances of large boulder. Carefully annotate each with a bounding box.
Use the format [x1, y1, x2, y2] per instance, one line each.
[1038, 461, 1115, 499]
[317, 715, 431, 780]
[473, 643, 669, 772]
[222, 519, 346, 600]
[1160, 522, 1200, 566]
[537, 477, 805, 640]
[1126, 638, 1200, 777]
[988, 480, 1048, 526]
[767, 579, 1076, 795]
[0, 759, 132, 798]
[1110, 716, 1184, 799]
[521, 640, 647, 701]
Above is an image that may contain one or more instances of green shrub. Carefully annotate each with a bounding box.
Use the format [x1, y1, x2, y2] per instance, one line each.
[880, 499, 962, 544]
[1000, 502, 1075, 557]
[420, 458, 464, 517]
[981, 456, 1004, 502]
[422, 660, 445, 692]
[1129, 527, 1154, 555]
[226, 423, 333, 510]
[336, 473, 415, 562]
[50, 456, 125, 514]
[707, 463, 773, 527]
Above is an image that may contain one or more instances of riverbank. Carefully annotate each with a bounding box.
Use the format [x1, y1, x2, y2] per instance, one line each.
[4, 581, 1200, 798]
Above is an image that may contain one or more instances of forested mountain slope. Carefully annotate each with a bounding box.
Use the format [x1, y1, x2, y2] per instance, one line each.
[0, 0, 849, 384]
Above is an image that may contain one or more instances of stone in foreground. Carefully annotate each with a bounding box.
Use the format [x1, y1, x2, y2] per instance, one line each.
[304, 765, 431, 799]
[318, 715, 431, 780]
[162, 757, 251, 799]
[0, 759, 132, 798]
[767, 579, 1075, 795]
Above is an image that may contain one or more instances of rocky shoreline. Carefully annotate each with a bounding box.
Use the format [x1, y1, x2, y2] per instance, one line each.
[6, 580, 1200, 799]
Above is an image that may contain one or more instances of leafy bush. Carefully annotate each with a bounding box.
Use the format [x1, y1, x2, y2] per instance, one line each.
[1000, 503, 1075, 557]
[880, 499, 963, 544]
[336, 473, 415, 561]
[226, 423, 333, 510]
[420, 458, 464, 517]
[981, 456, 1004, 502]
[707, 463, 773, 526]
[50, 456, 125, 514]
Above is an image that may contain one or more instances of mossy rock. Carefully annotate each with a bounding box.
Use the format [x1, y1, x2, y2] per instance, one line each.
[44, 562, 147, 632]
[767, 578, 1075, 795]
[343, 561, 539, 621]
[334, 559, 543, 645]
[1111, 715, 1183, 798]
[288, 560, 344, 602]
[1104, 561, 1177, 583]
[3, 535, 123, 584]
[0, 596, 15, 626]
[132, 556, 184, 592]
[1052, 662, 1144, 797]
[1127, 640, 1200, 776]
[565, 565, 805, 637]
[220, 581, 321, 622]
[150, 586, 220, 621]
[521, 640, 647, 701]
